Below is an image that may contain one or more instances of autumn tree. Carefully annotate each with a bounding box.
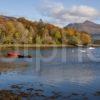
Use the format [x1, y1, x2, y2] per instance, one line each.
[80, 32, 92, 45]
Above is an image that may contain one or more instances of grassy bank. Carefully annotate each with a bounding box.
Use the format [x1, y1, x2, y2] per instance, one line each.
[0, 44, 75, 48]
[0, 44, 99, 48]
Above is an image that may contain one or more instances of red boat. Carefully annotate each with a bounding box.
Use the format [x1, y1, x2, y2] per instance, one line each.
[7, 52, 32, 58]
[7, 52, 20, 58]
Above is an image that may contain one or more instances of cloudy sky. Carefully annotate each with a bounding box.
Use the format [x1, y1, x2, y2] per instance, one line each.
[0, 0, 100, 26]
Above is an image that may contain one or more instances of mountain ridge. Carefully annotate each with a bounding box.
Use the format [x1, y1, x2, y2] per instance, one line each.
[66, 20, 100, 34]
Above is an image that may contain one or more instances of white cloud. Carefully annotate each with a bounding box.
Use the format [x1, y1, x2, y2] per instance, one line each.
[38, 1, 100, 26]
[71, 5, 99, 17]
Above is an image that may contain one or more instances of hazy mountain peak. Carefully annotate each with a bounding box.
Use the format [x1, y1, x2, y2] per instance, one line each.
[84, 20, 91, 22]
[83, 20, 92, 24]
[66, 21, 100, 34]
[83, 20, 96, 25]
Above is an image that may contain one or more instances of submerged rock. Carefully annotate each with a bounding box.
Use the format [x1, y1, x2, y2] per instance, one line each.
[94, 91, 100, 96]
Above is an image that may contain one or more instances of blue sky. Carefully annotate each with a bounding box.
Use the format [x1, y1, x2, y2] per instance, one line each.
[0, 0, 100, 26]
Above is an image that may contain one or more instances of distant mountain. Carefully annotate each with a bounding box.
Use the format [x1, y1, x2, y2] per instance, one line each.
[66, 20, 100, 34]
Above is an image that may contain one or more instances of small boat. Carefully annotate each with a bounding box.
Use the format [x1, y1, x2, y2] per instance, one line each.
[18, 55, 32, 58]
[7, 52, 32, 58]
[7, 52, 20, 58]
[88, 47, 95, 50]
[79, 50, 86, 52]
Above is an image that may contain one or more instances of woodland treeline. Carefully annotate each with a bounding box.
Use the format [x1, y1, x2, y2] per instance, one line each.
[0, 16, 92, 45]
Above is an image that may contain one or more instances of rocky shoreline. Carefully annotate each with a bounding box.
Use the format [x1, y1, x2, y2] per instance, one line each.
[0, 84, 100, 100]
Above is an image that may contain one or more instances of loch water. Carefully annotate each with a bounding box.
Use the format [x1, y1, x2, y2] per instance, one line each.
[0, 47, 100, 100]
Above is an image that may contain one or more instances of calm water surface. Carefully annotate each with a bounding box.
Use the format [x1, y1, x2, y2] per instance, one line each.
[0, 47, 100, 99]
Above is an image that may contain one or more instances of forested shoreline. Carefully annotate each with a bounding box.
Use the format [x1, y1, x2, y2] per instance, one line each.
[0, 16, 92, 46]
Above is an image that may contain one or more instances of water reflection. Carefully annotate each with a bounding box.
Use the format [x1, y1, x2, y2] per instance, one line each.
[38, 64, 95, 85]
[0, 47, 99, 90]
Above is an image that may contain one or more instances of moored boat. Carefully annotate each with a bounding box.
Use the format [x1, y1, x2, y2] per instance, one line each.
[7, 52, 20, 58]
[7, 52, 32, 58]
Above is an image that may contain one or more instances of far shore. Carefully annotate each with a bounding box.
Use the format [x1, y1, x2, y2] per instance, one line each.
[0, 44, 99, 48]
[0, 44, 74, 48]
